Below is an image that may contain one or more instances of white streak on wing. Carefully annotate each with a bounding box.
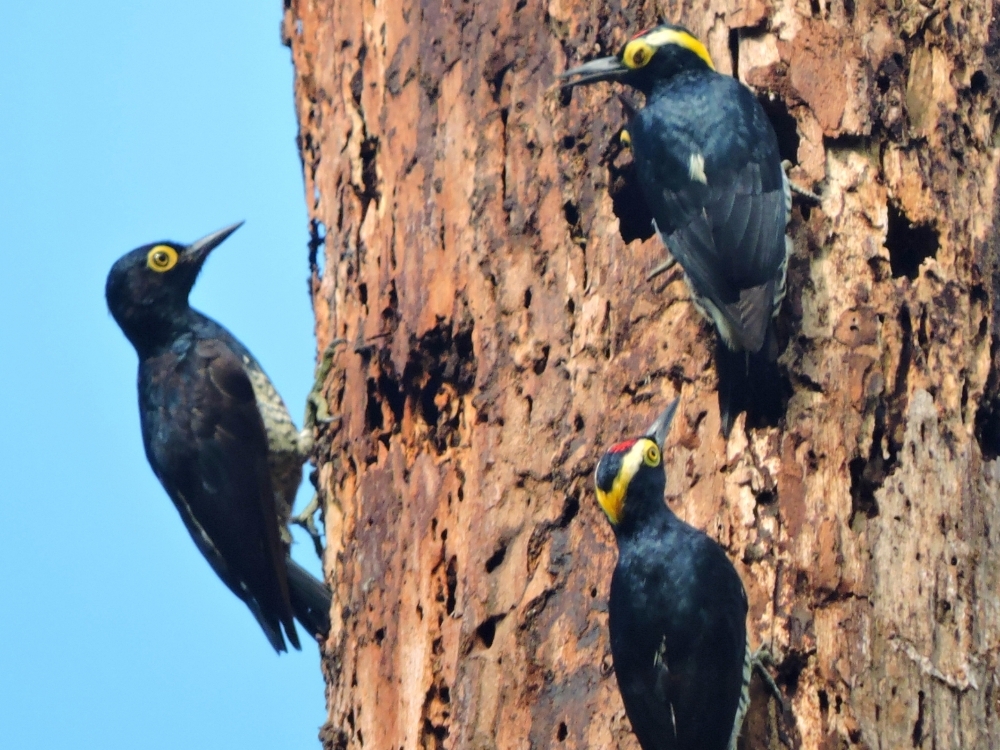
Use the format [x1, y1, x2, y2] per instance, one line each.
[688, 152, 708, 184]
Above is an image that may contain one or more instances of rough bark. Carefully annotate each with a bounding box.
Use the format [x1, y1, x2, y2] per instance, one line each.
[283, 0, 1000, 747]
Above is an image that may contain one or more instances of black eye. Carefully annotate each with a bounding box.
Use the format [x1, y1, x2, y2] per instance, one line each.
[633, 49, 646, 65]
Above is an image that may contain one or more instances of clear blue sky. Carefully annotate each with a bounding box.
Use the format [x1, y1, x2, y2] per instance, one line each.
[0, 3, 328, 748]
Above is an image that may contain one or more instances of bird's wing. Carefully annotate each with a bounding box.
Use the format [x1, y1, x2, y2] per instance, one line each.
[662, 538, 749, 750]
[140, 338, 298, 651]
[654, 161, 786, 352]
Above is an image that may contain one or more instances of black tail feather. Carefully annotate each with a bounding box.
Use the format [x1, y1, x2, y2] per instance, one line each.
[715, 326, 784, 437]
[286, 557, 332, 641]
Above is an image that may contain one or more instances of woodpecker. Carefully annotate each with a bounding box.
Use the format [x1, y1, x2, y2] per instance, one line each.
[106, 223, 331, 651]
[561, 24, 792, 436]
[594, 400, 759, 750]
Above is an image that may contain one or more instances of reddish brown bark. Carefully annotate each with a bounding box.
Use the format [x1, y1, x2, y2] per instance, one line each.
[284, 0, 1000, 747]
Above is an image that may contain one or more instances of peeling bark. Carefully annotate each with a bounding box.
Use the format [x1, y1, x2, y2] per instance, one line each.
[284, 0, 1000, 747]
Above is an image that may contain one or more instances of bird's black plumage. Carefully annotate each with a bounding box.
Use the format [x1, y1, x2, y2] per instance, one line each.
[594, 402, 750, 750]
[561, 24, 790, 435]
[106, 224, 330, 652]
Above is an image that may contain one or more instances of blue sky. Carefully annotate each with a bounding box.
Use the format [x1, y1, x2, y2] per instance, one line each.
[0, 3, 328, 748]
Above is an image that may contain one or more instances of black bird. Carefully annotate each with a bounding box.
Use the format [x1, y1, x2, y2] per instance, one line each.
[593, 400, 753, 750]
[561, 24, 791, 436]
[106, 223, 331, 651]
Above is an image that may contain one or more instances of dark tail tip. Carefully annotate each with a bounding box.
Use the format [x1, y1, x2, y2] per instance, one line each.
[286, 557, 332, 641]
[715, 328, 785, 438]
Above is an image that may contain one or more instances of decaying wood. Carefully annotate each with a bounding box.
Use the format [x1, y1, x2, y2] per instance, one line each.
[283, 0, 1000, 746]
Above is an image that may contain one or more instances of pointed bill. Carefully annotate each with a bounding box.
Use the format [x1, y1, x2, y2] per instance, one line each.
[644, 399, 680, 450]
[183, 221, 245, 267]
[558, 56, 629, 88]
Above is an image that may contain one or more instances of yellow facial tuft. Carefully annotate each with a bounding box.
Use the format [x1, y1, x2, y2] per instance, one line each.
[620, 129, 632, 147]
[147, 245, 179, 273]
[623, 27, 715, 72]
[595, 438, 660, 525]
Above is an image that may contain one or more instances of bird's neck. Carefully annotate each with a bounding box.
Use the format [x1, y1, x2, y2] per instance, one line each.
[128, 306, 203, 359]
[614, 499, 677, 542]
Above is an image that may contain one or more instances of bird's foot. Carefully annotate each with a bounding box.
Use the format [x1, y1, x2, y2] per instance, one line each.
[751, 646, 785, 711]
[781, 160, 822, 203]
[291, 493, 325, 559]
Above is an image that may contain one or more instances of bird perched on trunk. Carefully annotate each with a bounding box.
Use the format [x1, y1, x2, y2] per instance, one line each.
[561, 24, 792, 436]
[593, 400, 774, 750]
[106, 223, 331, 651]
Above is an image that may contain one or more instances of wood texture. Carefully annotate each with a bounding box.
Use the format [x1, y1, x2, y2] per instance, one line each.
[284, 0, 1000, 746]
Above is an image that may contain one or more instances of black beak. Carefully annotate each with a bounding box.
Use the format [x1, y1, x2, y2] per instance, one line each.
[183, 221, 244, 269]
[644, 399, 680, 450]
[558, 56, 629, 88]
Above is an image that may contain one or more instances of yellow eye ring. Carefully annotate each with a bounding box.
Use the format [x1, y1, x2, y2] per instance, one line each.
[147, 245, 178, 273]
[623, 39, 654, 69]
[643, 442, 661, 467]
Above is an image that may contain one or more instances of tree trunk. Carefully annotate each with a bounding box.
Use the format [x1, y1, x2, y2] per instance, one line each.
[283, 0, 1000, 747]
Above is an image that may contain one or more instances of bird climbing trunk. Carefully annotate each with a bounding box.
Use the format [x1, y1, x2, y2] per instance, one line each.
[284, 0, 1000, 747]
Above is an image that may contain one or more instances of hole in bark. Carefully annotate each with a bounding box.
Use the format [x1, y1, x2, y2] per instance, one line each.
[308, 220, 326, 277]
[358, 136, 381, 222]
[728, 28, 740, 79]
[563, 200, 580, 229]
[533, 345, 550, 374]
[972, 70, 988, 94]
[524, 287, 532, 308]
[359, 283, 368, 306]
[886, 203, 938, 279]
[374, 627, 385, 645]
[476, 613, 506, 648]
[485, 543, 507, 573]
[757, 95, 800, 166]
[976, 336, 1000, 458]
[912, 690, 925, 746]
[557, 722, 568, 741]
[818, 690, 829, 716]
[843, 0, 855, 19]
[608, 162, 655, 244]
[574, 413, 585, 431]
[350, 68, 363, 105]
[365, 378, 383, 430]
[445, 556, 458, 614]
[809, 0, 821, 14]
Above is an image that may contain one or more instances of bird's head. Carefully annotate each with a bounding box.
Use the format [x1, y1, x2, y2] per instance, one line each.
[105, 222, 242, 353]
[559, 24, 715, 96]
[594, 400, 679, 533]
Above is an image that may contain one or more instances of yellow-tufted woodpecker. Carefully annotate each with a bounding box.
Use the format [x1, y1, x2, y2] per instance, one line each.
[594, 400, 763, 750]
[561, 25, 792, 436]
[106, 223, 331, 651]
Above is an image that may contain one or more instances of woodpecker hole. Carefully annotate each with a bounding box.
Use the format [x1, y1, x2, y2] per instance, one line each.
[975, 336, 1000, 458]
[445, 556, 458, 615]
[374, 627, 386, 645]
[757, 95, 800, 166]
[308, 220, 327, 278]
[971, 70, 988, 95]
[886, 202, 939, 279]
[608, 163, 655, 244]
[475, 613, 506, 648]
[358, 136, 381, 223]
[912, 690, 926, 746]
[557, 723, 568, 741]
[485, 542, 507, 573]
[728, 28, 740, 79]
